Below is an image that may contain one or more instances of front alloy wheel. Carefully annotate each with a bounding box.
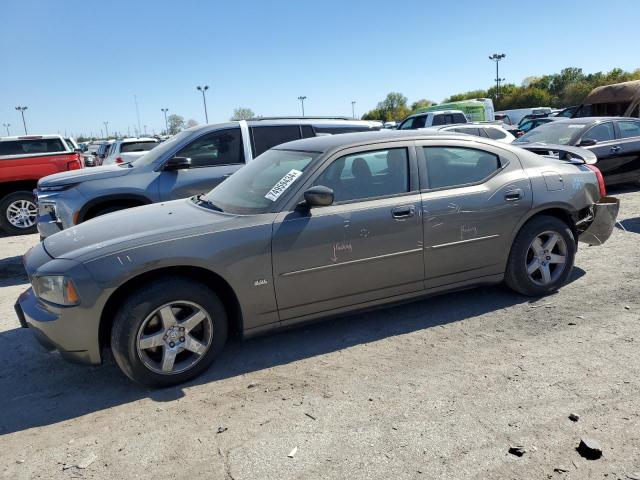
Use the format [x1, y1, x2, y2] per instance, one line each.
[136, 301, 213, 375]
[111, 278, 228, 387]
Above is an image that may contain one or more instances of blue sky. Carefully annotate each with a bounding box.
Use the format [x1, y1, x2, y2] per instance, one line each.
[1, 0, 638, 137]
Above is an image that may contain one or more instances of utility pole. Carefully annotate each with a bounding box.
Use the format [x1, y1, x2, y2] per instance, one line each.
[161, 108, 169, 135]
[196, 86, 209, 123]
[143, 125, 148, 136]
[134, 95, 142, 136]
[2, 123, 9, 136]
[15, 106, 28, 134]
[488, 53, 506, 101]
[298, 96, 307, 116]
[351, 100, 356, 118]
[103, 121, 109, 139]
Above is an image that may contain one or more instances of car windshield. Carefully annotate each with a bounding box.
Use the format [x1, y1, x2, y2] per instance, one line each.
[514, 122, 586, 145]
[134, 131, 192, 167]
[120, 141, 157, 153]
[199, 149, 319, 215]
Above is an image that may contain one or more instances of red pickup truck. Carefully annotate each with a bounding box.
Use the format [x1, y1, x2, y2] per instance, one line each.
[0, 135, 83, 235]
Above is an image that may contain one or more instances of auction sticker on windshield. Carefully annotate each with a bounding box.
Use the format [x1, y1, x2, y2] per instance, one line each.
[265, 169, 303, 201]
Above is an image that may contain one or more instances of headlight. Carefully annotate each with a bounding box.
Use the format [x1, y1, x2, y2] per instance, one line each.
[38, 184, 76, 192]
[33, 276, 80, 306]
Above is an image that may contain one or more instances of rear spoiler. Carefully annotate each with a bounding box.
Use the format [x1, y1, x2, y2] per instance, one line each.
[517, 143, 597, 165]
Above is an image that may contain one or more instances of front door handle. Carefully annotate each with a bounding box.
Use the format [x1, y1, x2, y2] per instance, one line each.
[610, 145, 621, 153]
[504, 188, 524, 202]
[392, 205, 415, 219]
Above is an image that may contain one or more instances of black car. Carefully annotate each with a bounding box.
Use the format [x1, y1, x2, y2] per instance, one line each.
[514, 117, 640, 186]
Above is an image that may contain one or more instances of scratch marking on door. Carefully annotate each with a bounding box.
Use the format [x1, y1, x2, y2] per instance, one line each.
[330, 242, 353, 262]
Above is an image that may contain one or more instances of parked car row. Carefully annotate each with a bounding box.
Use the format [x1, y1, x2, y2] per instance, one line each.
[16, 127, 618, 387]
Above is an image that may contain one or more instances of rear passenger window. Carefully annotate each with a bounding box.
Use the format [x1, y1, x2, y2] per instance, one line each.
[452, 113, 467, 123]
[251, 126, 301, 156]
[431, 115, 445, 126]
[176, 128, 244, 167]
[618, 121, 640, 139]
[0, 138, 66, 156]
[312, 125, 373, 135]
[313, 148, 409, 203]
[423, 147, 501, 189]
[484, 128, 507, 140]
[454, 127, 480, 136]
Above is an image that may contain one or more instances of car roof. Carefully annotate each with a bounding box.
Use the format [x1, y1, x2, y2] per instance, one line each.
[272, 129, 474, 154]
[185, 118, 381, 135]
[118, 137, 158, 143]
[0, 134, 64, 142]
[543, 116, 636, 126]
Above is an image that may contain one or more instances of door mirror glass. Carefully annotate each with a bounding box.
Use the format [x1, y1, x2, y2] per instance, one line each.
[303, 186, 334, 207]
[578, 138, 597, 147]
[164, 156, 192, 171]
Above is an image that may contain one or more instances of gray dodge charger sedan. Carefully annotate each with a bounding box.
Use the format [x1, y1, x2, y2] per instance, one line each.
[16, 131, 619, 387]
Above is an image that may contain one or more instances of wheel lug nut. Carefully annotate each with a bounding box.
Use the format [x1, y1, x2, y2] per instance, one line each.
[179, 336, 185, 342]
[180, 327, 185, 332]
[169, 342, 175, 348]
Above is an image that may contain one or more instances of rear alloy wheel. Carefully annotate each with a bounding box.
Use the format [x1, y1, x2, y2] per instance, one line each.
[0, 191, 38, 235]
[111, 278, 228, 387]
[505, 215, 575, 296]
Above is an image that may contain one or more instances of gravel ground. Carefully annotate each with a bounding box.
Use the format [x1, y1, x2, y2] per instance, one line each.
[1, 187, 639, 480]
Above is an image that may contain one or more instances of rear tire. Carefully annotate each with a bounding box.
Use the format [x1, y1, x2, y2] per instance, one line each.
[0, 191, 38, 235]
[505, 215, 576, 296]
[110, 277, 228, 387]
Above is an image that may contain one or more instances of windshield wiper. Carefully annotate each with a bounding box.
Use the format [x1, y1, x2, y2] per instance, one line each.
[195, 194, 224, 212]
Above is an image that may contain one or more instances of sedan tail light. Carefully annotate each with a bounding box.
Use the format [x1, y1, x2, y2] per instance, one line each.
[586, 164, 607, 197]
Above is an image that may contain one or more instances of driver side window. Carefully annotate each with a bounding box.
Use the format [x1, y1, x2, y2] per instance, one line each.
[175, 128, 244, 167]
[313, 148, 409, 203]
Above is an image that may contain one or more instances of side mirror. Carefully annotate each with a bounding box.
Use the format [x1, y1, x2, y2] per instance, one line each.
[164, 156, 192, 171]
[578, 138, 597, 147]
[303, 185, 334, 208]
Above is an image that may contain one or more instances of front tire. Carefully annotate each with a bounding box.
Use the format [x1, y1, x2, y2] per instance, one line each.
[505, 215, 576, 296]
[0, 191, 38, 235]
[110, 277, 228, 387]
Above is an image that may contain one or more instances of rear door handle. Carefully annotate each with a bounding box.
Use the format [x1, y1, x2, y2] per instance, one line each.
[392, 205, 415, 219]
[504, 189, 524, 201]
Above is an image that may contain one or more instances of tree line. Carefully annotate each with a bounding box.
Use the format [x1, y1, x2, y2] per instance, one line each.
[361, 67, 640, 122]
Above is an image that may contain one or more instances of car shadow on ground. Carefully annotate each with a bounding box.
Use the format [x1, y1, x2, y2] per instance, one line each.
[0, 267, 585, 436]
[616, 216, 640, 234]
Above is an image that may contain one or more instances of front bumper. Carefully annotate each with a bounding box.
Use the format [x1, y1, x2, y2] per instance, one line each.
[578, 196, 620, 246]
[15, 287, 102, 365]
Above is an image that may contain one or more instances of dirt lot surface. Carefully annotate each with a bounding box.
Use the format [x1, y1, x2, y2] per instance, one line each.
[1, 187, 639, 480]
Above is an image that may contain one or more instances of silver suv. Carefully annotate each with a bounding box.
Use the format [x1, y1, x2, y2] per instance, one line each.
[35, 118, 381, 238]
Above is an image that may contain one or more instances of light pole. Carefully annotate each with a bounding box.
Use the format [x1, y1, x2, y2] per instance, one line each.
[351, 100, 356, 118]
[196, 85, 209, 123]
[2, 123, 9, 136]
[489, 53, 506, 101]
[103, 121, 109, 139]
[298, 96, 307, 116]
[15, 106, 28, 134]
[161, 108, 169, 135]
[143, 125, 148, 136]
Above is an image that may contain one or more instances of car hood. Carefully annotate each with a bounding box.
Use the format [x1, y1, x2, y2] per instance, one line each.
[43, 198, 243, 261]
[38, 164, 132, 188]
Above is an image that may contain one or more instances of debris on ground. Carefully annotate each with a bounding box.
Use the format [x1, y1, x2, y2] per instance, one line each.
[247, 382, 259, 389]
[577, 437, 603, 460]
[287, 446, 298, 458]
[77, 454, 97, 469]
[508, 446, 526, 457]
[216, 426, 228, 434]
[304, 412, 316, 420]
[554, 466, 569, 473]
[569, 413, 580, 422]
